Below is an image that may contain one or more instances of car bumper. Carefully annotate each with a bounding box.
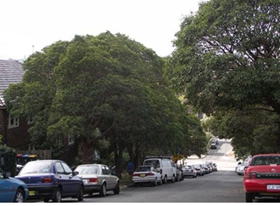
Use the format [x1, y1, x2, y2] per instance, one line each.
[244, 179, 280, 195]
[132, 176, 157, 183]
[27, 185, 57, 199]
[83, 184, 102, 194]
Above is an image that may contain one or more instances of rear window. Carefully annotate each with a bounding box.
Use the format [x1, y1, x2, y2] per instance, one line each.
[250, 156, 280, 166]
[75, 165, 99, 175]
[143, 160, 160, 168]
[136, 166, 151, 172]
[19, 161, 52, 174]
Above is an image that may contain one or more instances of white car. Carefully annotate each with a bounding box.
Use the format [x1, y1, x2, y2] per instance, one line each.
[132, 165, 162, 186]
[235, 162, 249, 175]
[143, 157, 176, 183]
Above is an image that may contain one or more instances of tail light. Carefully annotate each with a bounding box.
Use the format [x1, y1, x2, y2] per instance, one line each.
[89, 178, 98, 183]
[146, 173, 154, 176]
[42, 177, 53, 183]
[244, 172, 257, 179]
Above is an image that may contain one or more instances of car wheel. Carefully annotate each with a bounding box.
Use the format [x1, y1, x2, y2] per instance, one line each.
[77, 185, 84, 201]
[99, 183, 107, 197]
[163, 175, 167, 184]
[159, 178, 163, 185]
[53, 187, 62, 202]
[245, 192, 254, 202]
[171, 175, 176, 183]
[13, 188, 24, 202]
[113, 182, 120, 194]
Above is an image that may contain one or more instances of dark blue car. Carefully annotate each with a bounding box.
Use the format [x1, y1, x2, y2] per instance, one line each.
[0, 168, 29, 202]
[15, 159, 84, 202]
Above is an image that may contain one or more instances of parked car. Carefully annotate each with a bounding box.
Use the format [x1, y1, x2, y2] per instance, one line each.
[244, 154, 280, 202]
[132, 165, 162, 186]
[235, 162, 248, 175]
[174, 164, 184, 181]
[182, 165, 197, 178]
[143, 157, 176, 183]
[212, 163, 218, 171]
[192, 164, 204, 176]
[0, 168, 29, 202]
[15, 160, 84, 202]
[207, 162, 217, 172]
[210, 142, 217, 149]
[202, 164, 210, 174]
[74, 164, 120, 196]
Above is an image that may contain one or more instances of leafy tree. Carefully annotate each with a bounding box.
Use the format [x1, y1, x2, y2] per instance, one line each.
[4, 32, 207, 176]
[167, 0, 280, 155]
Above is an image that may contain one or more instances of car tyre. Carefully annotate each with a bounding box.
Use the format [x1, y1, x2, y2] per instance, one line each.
[113, 182, 120, 194]
[171, 175, 176, 183]
[163, 175, 167, 184]
[99, 183, 107, 197]
[77, 185, 84, 201]
[43, 198, 50, 202]
[159, 178, 163, 185]
[53, 187, 62, 202]
[13, 188, 24, 202]
[245, 193, 254, 202]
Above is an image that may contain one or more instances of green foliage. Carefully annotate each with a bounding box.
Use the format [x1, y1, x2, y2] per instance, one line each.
[3, 31, 207, 164]
[167, 0, 280, 156]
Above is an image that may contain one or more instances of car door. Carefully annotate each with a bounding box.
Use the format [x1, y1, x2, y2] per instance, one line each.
[55, 161, 72, 195]
[0, 170, 14, 202]
[61, 162, 80, 195]
[101, 165, 111, 189]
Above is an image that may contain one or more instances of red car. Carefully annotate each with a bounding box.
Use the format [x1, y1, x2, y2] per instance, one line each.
[243, 154, 280, 202]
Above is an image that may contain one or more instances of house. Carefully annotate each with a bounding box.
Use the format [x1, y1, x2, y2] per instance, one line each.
[0, 60, 31, 149]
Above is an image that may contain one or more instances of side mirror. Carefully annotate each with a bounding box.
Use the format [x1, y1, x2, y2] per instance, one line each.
[72, 171, 79, 176]
[244, 166, 248, 170]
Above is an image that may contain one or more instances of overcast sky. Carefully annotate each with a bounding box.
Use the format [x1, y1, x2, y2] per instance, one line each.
[0, 0, 206, 60]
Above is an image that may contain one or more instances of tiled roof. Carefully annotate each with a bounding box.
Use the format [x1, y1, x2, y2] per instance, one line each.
[0, 60, 24, 106]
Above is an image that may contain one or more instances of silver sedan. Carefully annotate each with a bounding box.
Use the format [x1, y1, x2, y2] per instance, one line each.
[74, 164, 120, 197]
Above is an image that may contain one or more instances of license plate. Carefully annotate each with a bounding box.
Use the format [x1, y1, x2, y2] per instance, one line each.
[140, 174, 145, 177]
[29, 190, 35, 196]
[267, 185, 280, 190]
[83, 180, 88, 184]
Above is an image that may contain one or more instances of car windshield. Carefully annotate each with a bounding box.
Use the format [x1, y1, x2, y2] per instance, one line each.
[19, 161, 52, 174]
[250, 156, 280, 166]
[75, 165, 99, 175]
[136, 166, 151, 172]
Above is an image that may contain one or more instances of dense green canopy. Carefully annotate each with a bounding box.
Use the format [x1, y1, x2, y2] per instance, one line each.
[4, 32, 207, 172]
[167, 0, 280, 157]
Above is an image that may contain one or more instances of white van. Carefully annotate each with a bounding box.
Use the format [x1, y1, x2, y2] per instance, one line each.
[143, 158, 176, 183]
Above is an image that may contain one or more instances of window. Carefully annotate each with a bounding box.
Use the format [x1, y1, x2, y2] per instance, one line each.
[61, 162, 72, 174]
[27, 116, 34, 124]
[55, 162, 65, 174]
[68, 135, 74, 145]
[8, 114, 19, 128]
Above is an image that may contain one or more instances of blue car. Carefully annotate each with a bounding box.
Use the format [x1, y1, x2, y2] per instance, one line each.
[15, 159, 84, 202]
[0, 168, 29, 202]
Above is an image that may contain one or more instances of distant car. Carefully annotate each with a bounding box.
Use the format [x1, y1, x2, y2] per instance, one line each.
[74, 164, 120, 196]
[212, 163, 218, 171]
[210, 143, 217, 149]
[202, 164, 210, 174]
[244, 154, 280, 202]
[132, 165, 162, 186]
[235, 162, 248, 175]
[174, 164, 184, 181]
[192, 164, 204, 176]
[15, 160, 84, 202]
[182, 165, 197, 178]
[0, 168, 29, 202]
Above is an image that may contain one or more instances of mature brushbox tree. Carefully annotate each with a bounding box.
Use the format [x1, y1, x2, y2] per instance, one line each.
[4, 32, 204, 176]
[167, 0, 280, 154]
